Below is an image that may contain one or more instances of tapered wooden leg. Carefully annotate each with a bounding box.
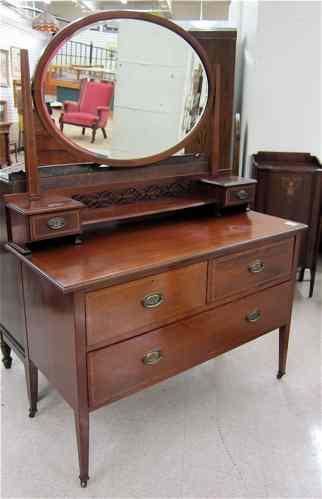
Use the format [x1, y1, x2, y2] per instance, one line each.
[309, 266, 316, 298]
[60, 121, 64, 132]
[298, 268, 305, 282]
[277, 324, 291, 379]
[75, 409, 89, 488]
[101, 127, 107, 139]
[82, 127, 85, 135]
[1, 334, 12, 369]
[24, 360, 38, 417]
[91, 127, 97, 143]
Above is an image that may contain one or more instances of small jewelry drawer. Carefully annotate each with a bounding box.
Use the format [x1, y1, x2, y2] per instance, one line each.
[86, 262, 207, 349]
[225, 184, 256, 206]
[87, 281, 292, 409]
[208, 238, 294, 302]
[30, 210, 81, 241]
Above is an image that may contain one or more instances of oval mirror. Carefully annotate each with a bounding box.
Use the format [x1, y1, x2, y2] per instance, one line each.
[33, 12, 211, 167]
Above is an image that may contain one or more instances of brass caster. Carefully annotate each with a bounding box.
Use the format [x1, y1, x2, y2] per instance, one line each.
[80, 478, 88, 488]
[276, 370, 285, 379]
[74, 236, 84, 245]
[3, 357, 12, 369]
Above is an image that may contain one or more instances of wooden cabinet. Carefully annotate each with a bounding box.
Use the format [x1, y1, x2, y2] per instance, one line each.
[0, 172, 27, 365]
[186, 30, 236, 174]
[253, 152, 322, 297]
[0, 122, 12, 167]
[1, 19, 307, 491]
[10, 210, 305, 484]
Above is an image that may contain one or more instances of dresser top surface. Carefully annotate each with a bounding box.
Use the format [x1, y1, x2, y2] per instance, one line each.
[7, 211, 305, 293]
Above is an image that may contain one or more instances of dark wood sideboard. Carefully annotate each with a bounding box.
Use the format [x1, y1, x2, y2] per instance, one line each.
[0, 171, 27, 366]
[253, 152, 322, 297]
[0, 16, 307, 489]
[5, 210, 305, 486]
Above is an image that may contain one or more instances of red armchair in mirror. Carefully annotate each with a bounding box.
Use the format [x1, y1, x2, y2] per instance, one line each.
[59, 80, 114, 143]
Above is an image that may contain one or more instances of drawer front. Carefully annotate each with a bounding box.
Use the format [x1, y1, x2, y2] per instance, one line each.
[209, 238, 294, 302]
[88, 281, 292, 409]
[86, 262, 207, 348]
[30, 210, 80, 241]
[226, 185, 256, 206]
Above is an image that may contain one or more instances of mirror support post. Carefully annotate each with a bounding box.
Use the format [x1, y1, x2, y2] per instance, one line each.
[21, 49, 41, 202]
[211, 64, 221, 176]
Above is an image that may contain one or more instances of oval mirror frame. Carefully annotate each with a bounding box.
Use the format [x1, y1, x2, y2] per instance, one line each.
[33, 11, 213, 167]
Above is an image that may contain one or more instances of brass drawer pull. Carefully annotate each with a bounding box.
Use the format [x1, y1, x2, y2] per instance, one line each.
[142, 349, 163, 366]
[142, 292, 164, 309]
[246, 309, 262, 323]
[47, 216, 66, 230]
[234, 189, 249, 201]
[248, 260, 265, 273]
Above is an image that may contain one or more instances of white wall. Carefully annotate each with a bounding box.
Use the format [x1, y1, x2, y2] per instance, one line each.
[230, 0, 259, 175]
[234, 1, 321, 175]
[0, 4, 50, 140]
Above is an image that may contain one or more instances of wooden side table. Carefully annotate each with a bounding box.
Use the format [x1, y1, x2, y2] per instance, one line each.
[0, 122, 12, 167]
[253, 151, 322, 297]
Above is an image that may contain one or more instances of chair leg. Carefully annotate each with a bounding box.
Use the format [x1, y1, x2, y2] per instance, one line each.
[309, 266, 316, 298]
[91, 127, 97, 143]
[82, 128, 85, 135]
[298, 268, 305, 281]
[102, 128, 107, 139]
[60, 122, 64, 132]
[1, 333, 12, 369]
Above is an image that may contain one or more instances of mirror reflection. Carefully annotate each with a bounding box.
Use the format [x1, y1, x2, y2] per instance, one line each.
[43, 18, 208, 160]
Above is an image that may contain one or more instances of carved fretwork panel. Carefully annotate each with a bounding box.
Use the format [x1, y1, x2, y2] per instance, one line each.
[72, 180, 197, 208]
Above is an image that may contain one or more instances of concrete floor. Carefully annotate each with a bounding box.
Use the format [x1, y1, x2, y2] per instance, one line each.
[2, 260, 321, 498]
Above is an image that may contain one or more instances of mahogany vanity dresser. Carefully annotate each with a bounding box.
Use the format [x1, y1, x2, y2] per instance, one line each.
[1, 12, 305, 488]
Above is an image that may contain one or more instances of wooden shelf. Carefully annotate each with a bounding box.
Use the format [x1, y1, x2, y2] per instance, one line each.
[81, 194, 217, 226]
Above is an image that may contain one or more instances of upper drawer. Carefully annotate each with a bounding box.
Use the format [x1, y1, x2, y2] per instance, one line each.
[29, 210, 81, 241]
[86, 262, 207, 349]
[208, 238, 294, 302]
[225, 184, 256, 206]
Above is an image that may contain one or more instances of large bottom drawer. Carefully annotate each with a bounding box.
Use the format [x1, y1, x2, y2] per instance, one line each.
[88, 281, 292, 409]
